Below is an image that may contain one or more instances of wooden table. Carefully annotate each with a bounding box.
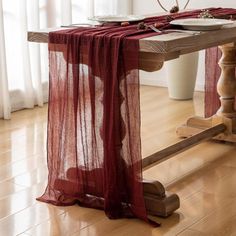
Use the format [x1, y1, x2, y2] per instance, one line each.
[28, 22, 236, 217]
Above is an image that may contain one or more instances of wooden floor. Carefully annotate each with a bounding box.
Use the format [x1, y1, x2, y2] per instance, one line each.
[1, 86, 236, 236]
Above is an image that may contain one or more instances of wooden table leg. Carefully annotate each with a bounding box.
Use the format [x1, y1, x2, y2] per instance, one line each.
[142, 43, 236, 218]
[141, 124, 226, 218]
[176, 43, 236, 142]
[53, 175, 180, 218]
[142, 179, 180, 217]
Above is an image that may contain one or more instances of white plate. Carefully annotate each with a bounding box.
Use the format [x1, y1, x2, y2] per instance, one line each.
[170, 18, 233, 31]
[89, 15, 145, 23]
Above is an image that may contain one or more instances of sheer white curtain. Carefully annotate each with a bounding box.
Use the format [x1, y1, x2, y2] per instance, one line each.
[0, 0, 132, 119]
[0, 0, 10, 119]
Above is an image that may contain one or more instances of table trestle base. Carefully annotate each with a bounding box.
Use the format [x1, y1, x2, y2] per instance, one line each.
[142, 123, 226, 170]
[142, 179, 180, 217]
[176, 115, 236, 142]
[141, 123, 226, 218]
[54, 177, 179, 217]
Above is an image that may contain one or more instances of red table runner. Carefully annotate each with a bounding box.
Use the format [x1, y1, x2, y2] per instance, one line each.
[37, 8, 236, 224]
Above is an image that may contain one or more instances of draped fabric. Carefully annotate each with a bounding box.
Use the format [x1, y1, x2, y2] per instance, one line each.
[38, 26, 148, 221]
[1, 0, 43, 118]
[0, 0, 10, 119]
[37, 8, 236, 223]
[205, 47, 222, 117]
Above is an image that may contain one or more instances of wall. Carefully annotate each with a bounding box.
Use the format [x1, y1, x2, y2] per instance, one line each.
[133, 0, 236, 91]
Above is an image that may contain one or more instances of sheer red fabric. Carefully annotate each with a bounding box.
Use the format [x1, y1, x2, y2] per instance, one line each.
[38, 8, 236, 223]
[38, 25, 149, 221]
[205, 47, 222, 117]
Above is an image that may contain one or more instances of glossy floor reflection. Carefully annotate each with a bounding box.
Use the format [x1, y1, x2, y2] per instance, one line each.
[0, 86, 236, 235]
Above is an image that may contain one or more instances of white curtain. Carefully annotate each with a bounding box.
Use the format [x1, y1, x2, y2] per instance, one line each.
[0, 0, 132, 119]
[0, 0, 10, 119]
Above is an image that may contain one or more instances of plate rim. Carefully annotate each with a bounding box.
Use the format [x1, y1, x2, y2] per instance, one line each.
[89, 14, 145, 23]
[170, 18, 233, 27]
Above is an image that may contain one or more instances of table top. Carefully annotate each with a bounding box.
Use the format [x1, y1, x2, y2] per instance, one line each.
[28, 22, 236, 61]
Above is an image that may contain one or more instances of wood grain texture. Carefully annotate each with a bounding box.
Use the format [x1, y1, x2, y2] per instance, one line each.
[217, 43, 236, 117]
[139, 23, 236, 55]
[2, 88, 236, 235]
[28, 22, 236, 59]
[176, 43, 236, 142]
[142, 123, 226, 169]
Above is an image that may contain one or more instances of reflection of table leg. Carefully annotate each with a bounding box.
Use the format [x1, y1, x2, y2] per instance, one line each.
[176, 43, 236, 142]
